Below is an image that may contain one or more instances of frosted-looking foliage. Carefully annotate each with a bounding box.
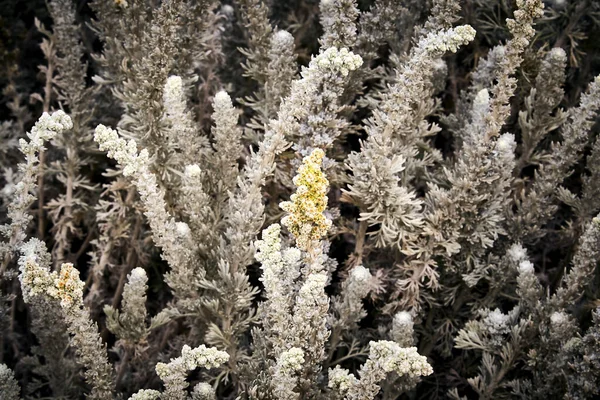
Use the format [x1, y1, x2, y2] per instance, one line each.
[3, 0, 600, 399]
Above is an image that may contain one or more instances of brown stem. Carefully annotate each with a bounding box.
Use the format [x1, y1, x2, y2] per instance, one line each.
[111, 217, 142, 309]
[100, 217, 141, 342]
[74, 228, 94, 262]
[38, 50, 55, 240]
[54, 168, 74, 266]
[115, 347, 131, 390]
[353, 219, 369, 266]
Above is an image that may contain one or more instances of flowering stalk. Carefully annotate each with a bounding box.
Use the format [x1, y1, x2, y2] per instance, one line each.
[93, 125, 199, 300]
[1, 111, 72, 273]
[19, 241, 114, 399]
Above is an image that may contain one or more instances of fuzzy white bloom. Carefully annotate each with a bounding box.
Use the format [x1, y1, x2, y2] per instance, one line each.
[191, 382, 215, 400]
[369, 341, 433, 377]
[483, 308, 510, 336]
[220, 4, 234, 16]
[315, 47, 362, 77]
[129, 267, 147, 285]
[508, 243, 528, 262]
[550, 311, 569, 326]
[155, 345, 229, 400]
[394, 311, 413, 326]
[213, 90, 232, 108]
[276, 347, 305, 371]
[495, 133, 516, 159]
[351, 264, 371, 283]
[163, 76, 184, 110]
[0, 363, 20, 400]
[328, 365, 358, 394]
[272, 348, 305, 400]
[162, 75, 208, 165]
[518, 260, 535, 275]
[392, 311, 414, 347]
[291, 271, 330, 368]
[175, 222, 191, 238]
[20, 110, 73, 152]
[297, 273, 328, 302]
[184, 164, 202, 178]
[129, 389, 161, 400]
[18, 239, 53, 302]
[347, 340, 432, 398]
[273, 30, 294, 48]
[94, 124, 148, 177]
[473, 89, 490, 112]
[422, 25, 476, 54]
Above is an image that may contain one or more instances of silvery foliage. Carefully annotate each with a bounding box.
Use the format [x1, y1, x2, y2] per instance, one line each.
[1, 0, 600, 399]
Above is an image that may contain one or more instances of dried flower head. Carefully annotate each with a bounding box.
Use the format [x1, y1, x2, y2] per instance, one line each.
[49, 263, 84, 309]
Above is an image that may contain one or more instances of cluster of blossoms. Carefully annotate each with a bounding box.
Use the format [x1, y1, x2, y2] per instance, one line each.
[280, 149, 332, 249]
[48, 263, 85, 309]
[314, 47, 363, 77]
[3, 0, 600, 398]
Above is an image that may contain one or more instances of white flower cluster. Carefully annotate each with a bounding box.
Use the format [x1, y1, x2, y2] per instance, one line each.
[162, 75, 208, 165]
[550, 311, 569, 326]
[20, 110, 73, 154]
[273, 29, 294, 49]
[482, 308, 511, 336]
[272, 348, 305, 399]
[18, 239, 54, 303]
[128, 267, 147, 285]
[191, 383, 215, 400]
[184, 164, 202, 179]
[495, 133, 516, 160]
[129, 389, 160, 400]
[94, 124, 148, 177]
[333, 340, 432, 399]
[368, 341, 433, 377]
[0, 363, 20, 400]
[155, 345, 230, 379]
[163, 76, 186, 120]
[507, 243, 528, 263]
[255, 224, 302, 350]
[392, 311, 415, 347]
[518, 260, 535, 275]
[421, 25, 476, 54]
[328, 364, 358, 395]
[315, 47, 362, 77]
[155, 345, 229, 400]
[350, 264, 371, 284]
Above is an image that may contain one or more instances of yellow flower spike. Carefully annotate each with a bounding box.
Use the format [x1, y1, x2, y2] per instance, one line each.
[280, 149, 332, 250]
